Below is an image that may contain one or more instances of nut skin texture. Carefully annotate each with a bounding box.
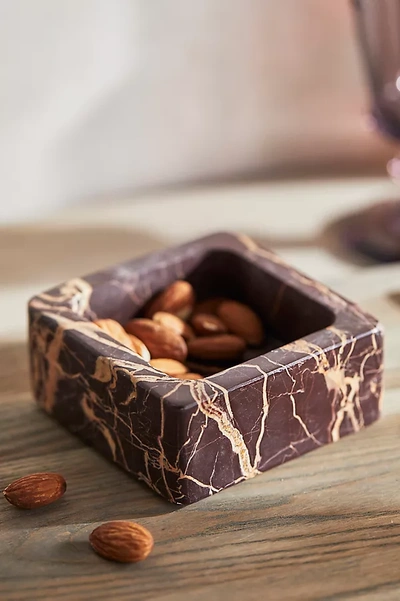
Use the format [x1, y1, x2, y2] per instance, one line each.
[125, 318, 187, 362]
[217, 300, 264, 346]
[191, 313, 227, 336]
[128, 334, 151, 361]
[145, 281, 195, 319]
[94, 319, 142, 353]
[152, 311, 194, 341]
[89, 521, 154, 563]
[150, 358, 188, 376]
[3, 473, 66, 509]
[188, 334, 246, 361]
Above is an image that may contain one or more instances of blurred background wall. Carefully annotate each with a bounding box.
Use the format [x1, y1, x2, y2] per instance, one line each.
[0, 0, 394, 223]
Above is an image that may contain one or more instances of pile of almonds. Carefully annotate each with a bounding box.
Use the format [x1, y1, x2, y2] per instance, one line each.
[95, 280, 265, 378]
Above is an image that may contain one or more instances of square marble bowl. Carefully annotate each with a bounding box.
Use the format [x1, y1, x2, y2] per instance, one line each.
[28, 233, 383, 504]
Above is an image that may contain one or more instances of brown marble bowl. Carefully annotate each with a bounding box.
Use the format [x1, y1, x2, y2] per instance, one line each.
[28, 233, 383, 504]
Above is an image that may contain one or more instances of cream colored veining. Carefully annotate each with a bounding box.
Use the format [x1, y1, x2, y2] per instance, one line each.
[250, 364, 270, 468]
[187, 379, 258, 479]
[31, 278, 93, 316]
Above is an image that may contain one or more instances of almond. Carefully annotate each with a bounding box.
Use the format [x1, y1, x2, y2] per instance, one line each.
[3, 473, 66, 509]
[178, 372, 202, 380]
[145, 280, 195, 319]
[217, 300, 264, 346]
[128, 334, 151, 361]
[125, 318, 187, 361]
[94, 319, 140, 352]
[192, 297, 226, 316]
[188, 334, 246, 361]
[153, 311, 194, 341]
[89, 521, 154, 563]
[191, 313, 227, 336]
[150, 358, 188, 376]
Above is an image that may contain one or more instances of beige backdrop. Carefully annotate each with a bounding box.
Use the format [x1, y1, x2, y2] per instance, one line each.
[0, 0, 394, 222]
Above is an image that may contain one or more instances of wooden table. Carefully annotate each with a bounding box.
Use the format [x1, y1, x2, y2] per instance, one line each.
[1, 178, 400, 601]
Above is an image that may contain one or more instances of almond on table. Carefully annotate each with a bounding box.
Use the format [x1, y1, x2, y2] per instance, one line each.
[3, 473, 66, 509]
[89, 521, 154, 563]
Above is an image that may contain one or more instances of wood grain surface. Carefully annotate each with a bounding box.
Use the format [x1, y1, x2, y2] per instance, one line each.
[1, 183, 400, 601]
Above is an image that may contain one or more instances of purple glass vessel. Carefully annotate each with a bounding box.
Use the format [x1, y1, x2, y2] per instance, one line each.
[352, 0, 400, 140]
[344, 0, 400, 261]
